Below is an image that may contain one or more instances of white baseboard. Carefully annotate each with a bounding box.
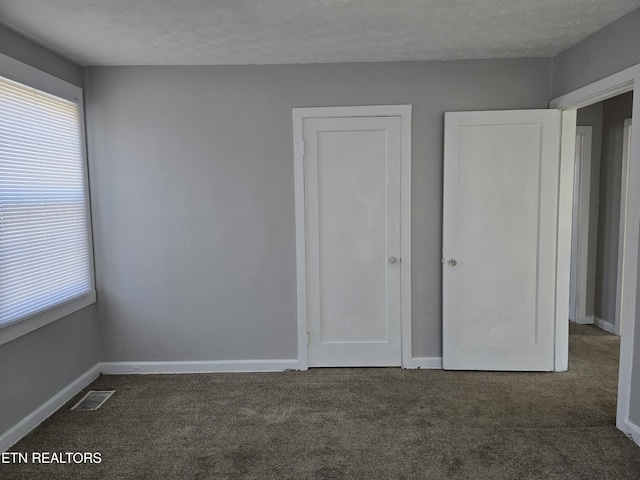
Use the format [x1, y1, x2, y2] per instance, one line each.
[0, 363, 100, 453]
[596, 317, 619, 335]
[5, 356, 636, 456]
[403, 357, 443, 369]
[624, 419, 640, 448]
[100, 359, 300, 374]
[1, 359, 299, 451]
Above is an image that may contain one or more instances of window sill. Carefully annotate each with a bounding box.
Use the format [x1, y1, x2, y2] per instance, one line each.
[0, 291, 96, 346]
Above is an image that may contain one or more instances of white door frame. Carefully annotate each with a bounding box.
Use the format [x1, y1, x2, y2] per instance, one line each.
[292, 105, 412, 370]
[569, 126, 593, 325]
[553, 109, 578, 373]
[550, 63, 640, 440]
[614, 118, 633, 337]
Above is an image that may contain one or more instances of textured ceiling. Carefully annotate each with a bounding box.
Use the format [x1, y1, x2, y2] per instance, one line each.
[0, 0, 639, 66]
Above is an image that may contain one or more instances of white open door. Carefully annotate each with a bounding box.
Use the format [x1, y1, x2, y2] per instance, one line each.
[443, 109, 571, 371]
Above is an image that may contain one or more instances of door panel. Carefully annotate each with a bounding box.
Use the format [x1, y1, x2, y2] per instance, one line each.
[443, 110, 562, 371]
[304, 116, 401, 367]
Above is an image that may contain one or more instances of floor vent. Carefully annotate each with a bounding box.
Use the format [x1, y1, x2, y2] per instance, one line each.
[71, 390, 115, 411]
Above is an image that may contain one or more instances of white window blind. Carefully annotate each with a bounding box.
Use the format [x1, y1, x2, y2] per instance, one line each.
[0, 75, 92, 328]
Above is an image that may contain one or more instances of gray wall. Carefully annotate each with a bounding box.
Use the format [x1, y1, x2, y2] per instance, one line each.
[577, 103, 604, 318]
[552, 7, 640, 98]
[594, 92, 634, 326]
[0, 28, 98, 440]
[84, 59, 552, 362]
[0, 306, 98, 434]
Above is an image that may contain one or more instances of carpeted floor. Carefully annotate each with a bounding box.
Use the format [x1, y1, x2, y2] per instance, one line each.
[4, 324, 640, 479]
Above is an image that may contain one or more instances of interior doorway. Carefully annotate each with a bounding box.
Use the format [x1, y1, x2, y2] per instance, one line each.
[569, 91, 634, 336]
[567, 91, 634, 433]
[546, 65, 640, 439]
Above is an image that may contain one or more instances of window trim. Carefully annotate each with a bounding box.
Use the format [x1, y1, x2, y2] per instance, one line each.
[0, 53, 96, 346]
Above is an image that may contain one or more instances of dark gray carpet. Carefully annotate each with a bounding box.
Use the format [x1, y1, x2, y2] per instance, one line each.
[4, 324, 640, 479]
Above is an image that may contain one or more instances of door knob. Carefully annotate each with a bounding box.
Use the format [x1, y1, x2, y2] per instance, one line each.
[448, 259, 457, 267]
[389, 257, 398, 264]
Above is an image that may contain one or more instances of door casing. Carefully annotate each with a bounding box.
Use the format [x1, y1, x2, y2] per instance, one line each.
[293, 105, 412, 370]
[613, 118, 633, 337]
[569, 126, 593, 327]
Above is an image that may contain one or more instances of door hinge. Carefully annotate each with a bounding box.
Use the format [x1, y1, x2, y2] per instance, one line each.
[302, 141, 306, 157]
[306, 330, 310, 346]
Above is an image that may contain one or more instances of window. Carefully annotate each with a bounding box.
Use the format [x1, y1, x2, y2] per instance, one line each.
[0, 62, 95, 343]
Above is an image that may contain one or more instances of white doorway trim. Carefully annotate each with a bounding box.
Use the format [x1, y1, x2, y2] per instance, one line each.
[292, 105, 412, 370]
[554, 109, 578, 373]
[569, 126, 593, 325]
[551, 63, 640, 441]
[614, 118, 633, 337]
